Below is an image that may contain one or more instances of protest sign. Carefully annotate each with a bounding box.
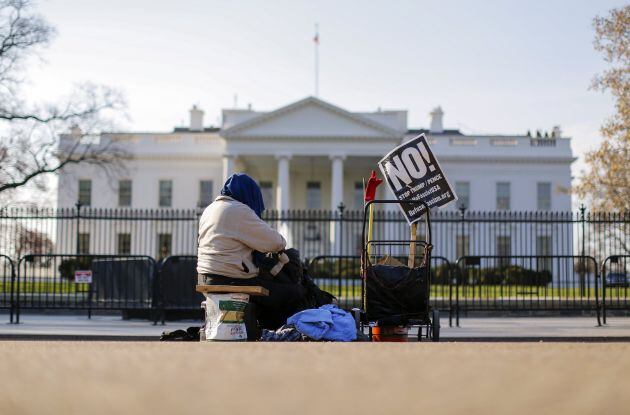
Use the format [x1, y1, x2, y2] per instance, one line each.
[74, 270, 92, 284]
[378, 133, 457, 224]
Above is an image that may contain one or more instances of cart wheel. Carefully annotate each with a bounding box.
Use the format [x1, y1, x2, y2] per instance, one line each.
[431, 309, 440, 342]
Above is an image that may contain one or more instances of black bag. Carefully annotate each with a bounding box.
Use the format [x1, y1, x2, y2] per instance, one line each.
[160, 326, 200, 341]
[366, 249, 431, 325]
[255, 248, 302, 283]
[256, 248, 335, 309]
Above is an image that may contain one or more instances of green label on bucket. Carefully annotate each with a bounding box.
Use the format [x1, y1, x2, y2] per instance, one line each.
[218, 300, 247, 323]
[218, 300, 247, 312]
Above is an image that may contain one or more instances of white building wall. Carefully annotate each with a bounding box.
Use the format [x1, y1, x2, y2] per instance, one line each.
[439, 160, 572, 212]
[58, 158, 224, 209]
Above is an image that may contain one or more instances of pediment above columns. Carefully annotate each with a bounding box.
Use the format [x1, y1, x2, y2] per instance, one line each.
[221, 96, 403, 140]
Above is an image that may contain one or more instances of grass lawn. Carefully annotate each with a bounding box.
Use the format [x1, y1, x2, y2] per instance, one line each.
[1, 279, 625, 301]
[0, 280, 90, 294]
[319, 282, 616, 300]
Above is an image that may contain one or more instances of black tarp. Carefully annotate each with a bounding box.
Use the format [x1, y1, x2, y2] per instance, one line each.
[158, 257, 204, 310]
[91, 258, 154, 307]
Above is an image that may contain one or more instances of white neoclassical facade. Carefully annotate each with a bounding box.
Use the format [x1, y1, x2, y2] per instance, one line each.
[53, 96, 576, 263]
[57, 96, 574, 213]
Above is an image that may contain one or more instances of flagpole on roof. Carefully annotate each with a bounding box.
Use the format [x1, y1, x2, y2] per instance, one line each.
[314, 23, 319, 97]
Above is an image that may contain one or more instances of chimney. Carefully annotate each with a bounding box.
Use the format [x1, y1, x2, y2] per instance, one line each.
[552, 125, 562, 138]
[429, 106, 444, 133]
[70, 124, 82, 138]
[189, 105, 204, 131]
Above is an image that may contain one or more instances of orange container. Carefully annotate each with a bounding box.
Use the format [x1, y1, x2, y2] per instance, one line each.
[371, 326, 409, 342]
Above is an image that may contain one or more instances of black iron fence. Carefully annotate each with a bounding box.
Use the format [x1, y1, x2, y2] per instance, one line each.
[13, 254, 156, 323]
[0, 206, 630, 263]
[0, 206, 628, 322]
[454, 255, 601, 326]
[0, 206, 627, 262]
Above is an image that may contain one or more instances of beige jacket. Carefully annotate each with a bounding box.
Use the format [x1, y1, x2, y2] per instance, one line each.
[196, 196, 286, 279]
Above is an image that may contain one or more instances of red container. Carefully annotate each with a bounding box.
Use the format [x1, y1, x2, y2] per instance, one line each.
[371, 326, 409, 342]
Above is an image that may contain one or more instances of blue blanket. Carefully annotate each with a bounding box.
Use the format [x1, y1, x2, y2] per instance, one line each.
[287, 304, 357, 342]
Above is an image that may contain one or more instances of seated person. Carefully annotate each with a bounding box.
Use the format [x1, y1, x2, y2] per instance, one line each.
[197, 173, 306, 330]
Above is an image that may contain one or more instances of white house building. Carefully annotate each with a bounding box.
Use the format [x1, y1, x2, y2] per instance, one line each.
[55, 96, 575, 262]
[58, 96, 574, 213]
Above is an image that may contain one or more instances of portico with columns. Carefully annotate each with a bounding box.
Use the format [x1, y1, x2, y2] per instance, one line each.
[220, 96, 404, 213]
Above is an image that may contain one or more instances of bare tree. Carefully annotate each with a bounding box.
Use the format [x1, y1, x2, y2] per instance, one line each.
[0, 0, 128, 200]
[14, 223, 53, 259]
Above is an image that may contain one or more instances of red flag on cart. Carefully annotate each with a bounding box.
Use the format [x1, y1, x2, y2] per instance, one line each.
[364, 170, 383, 202]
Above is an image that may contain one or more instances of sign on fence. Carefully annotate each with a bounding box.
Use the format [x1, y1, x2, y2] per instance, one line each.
[74, 270, 93, 284]
[378, 134, 457, 224]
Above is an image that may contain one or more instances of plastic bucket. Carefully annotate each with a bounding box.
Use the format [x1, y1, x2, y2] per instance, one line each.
[203, 293, 249, 341]
[371, 325, 409, 342]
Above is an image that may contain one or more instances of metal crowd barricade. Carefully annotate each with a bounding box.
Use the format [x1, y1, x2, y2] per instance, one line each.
[309, 255, 362, 310]
[601, 255, 630, 324]
[430, 256, 454, 327]
[0, 255, 17, 323]
[154, 255, 203, 325]
[15, 254, 156, 322]
[455, 255, 601, 326]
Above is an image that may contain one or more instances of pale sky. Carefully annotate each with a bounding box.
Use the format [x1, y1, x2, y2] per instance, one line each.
[23, 0, 627, 180]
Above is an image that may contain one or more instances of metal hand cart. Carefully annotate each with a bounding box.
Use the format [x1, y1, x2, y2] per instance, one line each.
[354, 199, 439, 342]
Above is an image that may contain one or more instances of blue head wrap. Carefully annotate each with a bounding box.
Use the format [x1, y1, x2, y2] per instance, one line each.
[220, 173, 265, 218]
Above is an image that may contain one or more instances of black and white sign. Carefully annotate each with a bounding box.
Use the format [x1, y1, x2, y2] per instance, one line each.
[378, 134, 457, 224]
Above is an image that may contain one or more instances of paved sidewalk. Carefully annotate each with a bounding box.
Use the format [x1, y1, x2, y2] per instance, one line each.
[3, 342, 629, 415]
[0, 314, 175, 339]
[443, 316, 630, 340]
[1, 314, 628, 340]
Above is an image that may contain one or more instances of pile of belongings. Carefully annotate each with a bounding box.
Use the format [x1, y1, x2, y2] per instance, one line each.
[255, 248, 336, 309]
[260, 304, 358, 342]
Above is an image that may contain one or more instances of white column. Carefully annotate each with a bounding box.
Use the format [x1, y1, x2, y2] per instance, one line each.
[330, 154, 345, 211]
[275, 154, 292, 211]
[222, 154, 235, 183]
[275, 153, 292, 247]
[329, 154, 346, 255]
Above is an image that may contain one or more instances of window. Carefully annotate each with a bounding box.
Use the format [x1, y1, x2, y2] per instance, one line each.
[537, 182, 551, 211]
[354, 181, 364, 210]
[496, 182, 510, 210]
[78, 180, 92, 206]
[78, 233, 90, 254]
[304, 224, 321, 241]
[496, 236, 511, 268]
[536, 236, 552, 272]
[450, 138, 477, 146]
[159, 180, 172, 207]
[456, 235, 470, 259]
[260, 181, 274, 210]
[306, 181, 321, 210]
[455, 182, 470, 209]
[117, 233, 131, 255]
[157, 233, 172, 259]
[118, 180, 132, 207]
[199, 180, 214, 207]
